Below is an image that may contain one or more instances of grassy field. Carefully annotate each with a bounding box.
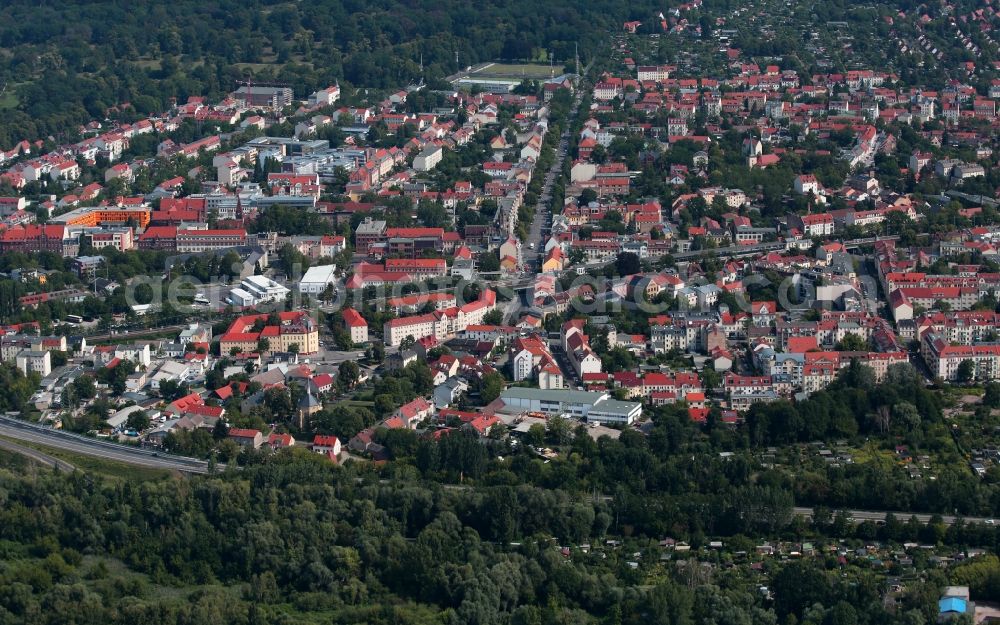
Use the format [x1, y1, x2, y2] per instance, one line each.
[0, 80, 25, 110]
[474, 62, 560, 79]
[338, 399, 375, 408]
[0, 91, 18, 110]
[233, 58, 314, 73]
[0, 436, 175, 483]
[134, 58, 162, 70]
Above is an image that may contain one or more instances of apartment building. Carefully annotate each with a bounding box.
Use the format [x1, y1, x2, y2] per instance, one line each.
[922, 332, 1000, 381]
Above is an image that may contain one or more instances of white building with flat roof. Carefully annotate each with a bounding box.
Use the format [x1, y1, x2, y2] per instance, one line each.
[498, 387, 642, 425]
[16, 350, 51, 377]
[229, 275, 290, 307]
[149, 361, 191, 390]
[413, 145, 443, 171]
[228, 288, 256, 308]
[298, 264, 337, 295]
[114, 343, 151, 367]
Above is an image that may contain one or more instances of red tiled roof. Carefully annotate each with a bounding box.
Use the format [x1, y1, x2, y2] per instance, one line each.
[311, 373, 334, 388]
[438, 408, 481, 423]
[176, 228, 246, 237]
[1, 224, 67, 241]
[468, 415, 499, 434]
[184, 404, 224, 418]
[398, 397, 431, 420]
[229, 428, 260, 438]
[385, 227, 444, 239]
[215, 382, 249, 400]
[787, 336, 819, 353]
[385, 258, 445, 270]
[341, 308, 366, 328]
[140, 226, 178, 240]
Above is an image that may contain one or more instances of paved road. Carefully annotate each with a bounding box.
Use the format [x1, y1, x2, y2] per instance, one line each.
[0, 416, 215, 474]
[0, 437, 76, 472]
[946, 189, 1000, 209]
[792, 507, 993, 526]
[86, 323, 191, 343]
[311, 347, 367, 365]
[550, 344, 583, 389]
[671, 236, 901, 262]
[524, 91, 585, 272]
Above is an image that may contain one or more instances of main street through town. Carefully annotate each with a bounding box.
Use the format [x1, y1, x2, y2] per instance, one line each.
[499, 84, 585, 324]
[523, 78, 587, 273]
[523, 121, 574, 272]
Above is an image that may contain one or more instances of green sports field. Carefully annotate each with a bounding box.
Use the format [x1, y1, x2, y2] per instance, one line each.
[472, 62, 561, 79]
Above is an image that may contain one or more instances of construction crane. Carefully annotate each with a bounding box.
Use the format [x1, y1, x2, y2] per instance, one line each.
[234, 77, 292, 111]
[235, 76, 254, 110]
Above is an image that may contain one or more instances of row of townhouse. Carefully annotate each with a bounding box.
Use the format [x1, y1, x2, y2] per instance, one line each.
[219, 312, 320, 355]
[597, 370, 704, 407]
[922, 332, 1000, 382]
[138, 227, 249, 253]
[913, 311, 1000, 344]
[382, 289, 498, 347]
[562, 320, 603, 379]
[752, 344, 908, 396]
[722, 373, 795, 411]
[775, 313, 886, 350]
[649, 312, 742, 354]
[889, 286, 983, 322]
[344, 259, 448, 289]
[509, 335, 564, 390]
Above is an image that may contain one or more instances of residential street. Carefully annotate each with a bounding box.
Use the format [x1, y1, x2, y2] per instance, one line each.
[523, 89, 585, 273]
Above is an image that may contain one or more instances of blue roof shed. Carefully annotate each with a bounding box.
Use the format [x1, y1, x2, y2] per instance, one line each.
[938, 597, 967, 614]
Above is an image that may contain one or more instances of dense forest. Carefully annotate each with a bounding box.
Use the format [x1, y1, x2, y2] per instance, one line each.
[0, 444, 990, 625]
[0, 0, 994, 148]
[0, 0, 665, 148]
